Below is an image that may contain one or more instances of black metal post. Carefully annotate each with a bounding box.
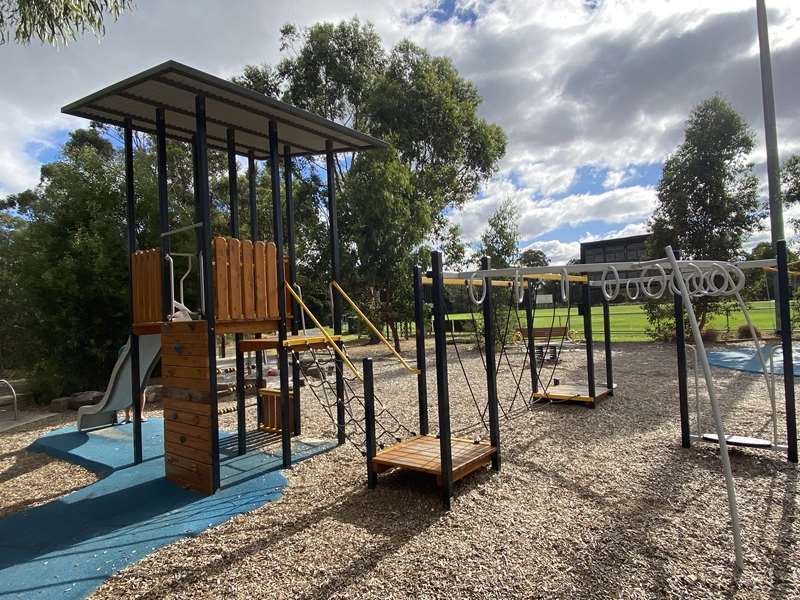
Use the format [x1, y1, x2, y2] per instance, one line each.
[602, 296, 613, 395]
[155, 108, 171, 321]
[124, 119, 143, 465]
[326, 140, 346, 445]
[413, 266, 429, 435]
[674, 248, 691, 448]
[227, 129, 246, 456]
[269, 121, 292, 468]
[431, 251, 453, 508]
[481, 256, 501, 470]
[363, 357, 378, 489]
[285, 145, 301, 436]
[526, 280, 537, 394]
[247, 151, 264, 426]
[776, 240, 797, 462]
[582, 282, 596, 402]
[195, 97, 221, 490]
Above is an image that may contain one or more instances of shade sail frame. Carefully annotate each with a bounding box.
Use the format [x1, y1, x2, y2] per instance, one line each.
[62, 60, 387, 158]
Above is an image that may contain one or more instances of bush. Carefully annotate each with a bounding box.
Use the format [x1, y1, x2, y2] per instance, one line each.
[700, 329, 719, 343]
[736, 323, 761, 339]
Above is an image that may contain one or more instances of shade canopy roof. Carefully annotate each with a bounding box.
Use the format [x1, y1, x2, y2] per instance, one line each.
[62, 60, 387, 159]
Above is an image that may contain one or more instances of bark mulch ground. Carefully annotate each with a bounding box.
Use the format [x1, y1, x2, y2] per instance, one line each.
[3, 341, 798, 598]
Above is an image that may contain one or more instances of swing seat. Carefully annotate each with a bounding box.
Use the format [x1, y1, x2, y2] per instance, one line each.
[701, 433, 772, 449]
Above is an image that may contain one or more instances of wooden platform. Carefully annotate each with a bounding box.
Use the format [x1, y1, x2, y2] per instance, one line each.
[238, 334, 342, 353]
[531, 383, 614, 406]
[372, 435, 496, 485]
[701, 433, 772, 449]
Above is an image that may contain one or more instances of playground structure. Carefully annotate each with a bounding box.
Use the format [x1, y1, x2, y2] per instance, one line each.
[62, 60, 387, 494]
[436, 246, 797, 569]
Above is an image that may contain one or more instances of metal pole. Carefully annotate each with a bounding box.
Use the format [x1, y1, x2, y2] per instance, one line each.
[285, 145, 301, 436]
[481, 256, 501, 470]
[363, 357, 378, 489]
[269, 121, 292, 469]
[674, 249, 691, 448]
[124, 119, 142, 465]
[326, 140, 346, 445]
[155, 108, 171, 321]
[526, 280, 537, 394]
[431, 251, 453, 508]
[413, 266, 429, 435]
[227, 129, 246, 457]
[247, 151, 264, 426]
[776, 240, 797, 462]
[602, 296, 613, 394]
[756, 0, 784, 330]
[666, 246, 743, 569]
[195, 96, 220, 491]
[582, 282, 596, 402]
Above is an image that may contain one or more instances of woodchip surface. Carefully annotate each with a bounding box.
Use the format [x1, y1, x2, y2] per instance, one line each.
[3, 339, 798, 599]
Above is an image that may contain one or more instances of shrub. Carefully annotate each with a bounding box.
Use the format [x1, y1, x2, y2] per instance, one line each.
[736, 323, 761, 339]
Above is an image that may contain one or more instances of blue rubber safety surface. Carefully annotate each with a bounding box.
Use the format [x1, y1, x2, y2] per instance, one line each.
[0, 419, 332, 599]
[707, 345, 800, 375]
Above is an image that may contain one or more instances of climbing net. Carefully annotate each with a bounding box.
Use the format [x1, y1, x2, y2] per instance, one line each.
[294, 342, 413, 453]
[445, 276, 575, 438]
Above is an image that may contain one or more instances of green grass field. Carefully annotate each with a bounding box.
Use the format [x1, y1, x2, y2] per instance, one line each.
[445, 300, 781, 342]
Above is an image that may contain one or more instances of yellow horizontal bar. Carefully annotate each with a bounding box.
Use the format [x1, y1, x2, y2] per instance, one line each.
[762, 266, 800, 277]
[422, 273, 588, 286]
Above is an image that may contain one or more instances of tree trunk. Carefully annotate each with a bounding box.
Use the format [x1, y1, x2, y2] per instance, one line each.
[390, 320, 401, 352]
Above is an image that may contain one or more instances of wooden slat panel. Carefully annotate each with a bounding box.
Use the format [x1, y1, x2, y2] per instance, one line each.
[241, 240, 256, 319]
[162, 376, 209, 393]
[165, 441, 212, 465]
[228, 238, 243, 320]
[162, 364, 210, 380]
[165, 454, 214, 494]
[164, 406, 211, 428]
[266, 241, 278, 318]
[164, 396, 211, 416]
[254, 241, 268, 319]
[149, 249, 161, 322]
[161, 353, 209, 368]
[164, 418, 212, 441]
[213, 237, 230, 321]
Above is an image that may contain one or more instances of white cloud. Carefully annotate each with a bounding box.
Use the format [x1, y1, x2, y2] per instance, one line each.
[1, 0, 798, 259]
[448, 183, 656, 243]
[523, 239, 581, 265]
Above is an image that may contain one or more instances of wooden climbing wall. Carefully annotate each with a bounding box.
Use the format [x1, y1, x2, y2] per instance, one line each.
[161, 320, 214, 495]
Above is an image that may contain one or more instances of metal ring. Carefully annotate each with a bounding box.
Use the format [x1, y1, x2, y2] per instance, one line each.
[641, 263, 667, 299]
[626, 278, 640, 300]
[600, 265, 620, 301]
[467, 272, 487, 305]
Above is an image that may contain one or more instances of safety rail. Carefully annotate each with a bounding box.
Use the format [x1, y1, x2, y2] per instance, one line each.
[0, 379, 18, 421]
[285, 282, 362, 381]
[330, 281, 420, 375]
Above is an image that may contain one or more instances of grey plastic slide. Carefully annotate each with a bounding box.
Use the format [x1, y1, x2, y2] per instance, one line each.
[76, 333, 161, 431]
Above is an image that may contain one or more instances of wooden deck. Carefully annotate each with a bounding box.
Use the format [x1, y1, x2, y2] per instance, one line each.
[238, 334, 341, 353]
[372, 435, 496, 485]
[531, 383, 614, 406]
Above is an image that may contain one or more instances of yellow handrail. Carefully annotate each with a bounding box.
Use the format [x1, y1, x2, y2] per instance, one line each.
[330, 281, 421, 375]
[285, 282, 362, 382]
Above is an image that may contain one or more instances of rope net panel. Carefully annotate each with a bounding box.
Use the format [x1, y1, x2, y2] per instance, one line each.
[294, 341, 413, 453]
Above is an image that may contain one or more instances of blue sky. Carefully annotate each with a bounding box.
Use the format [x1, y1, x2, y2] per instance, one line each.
[0, 0, 798, 264]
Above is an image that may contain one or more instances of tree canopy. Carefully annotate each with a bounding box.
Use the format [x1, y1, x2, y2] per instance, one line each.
[237, 18, 506, 347]
[646, 95, 763, 334]
[478, 198, 519, 269]
[519, 248, 549, 267]
[0, 0, 131, 45]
